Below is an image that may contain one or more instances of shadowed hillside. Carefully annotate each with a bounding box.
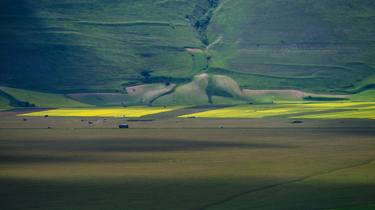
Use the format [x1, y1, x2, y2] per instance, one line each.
[0, 0, 375, 97]
[0, 0, 203, 92]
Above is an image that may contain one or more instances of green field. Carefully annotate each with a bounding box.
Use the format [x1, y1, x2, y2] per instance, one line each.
[0, 87, 91, 108]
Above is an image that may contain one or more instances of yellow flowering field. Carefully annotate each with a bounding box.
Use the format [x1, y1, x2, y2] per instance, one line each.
[179, 102, 375, 119]
[179, 106, 301, 118]
[20, 106, 182, 118]
[293, 105, 375, 119]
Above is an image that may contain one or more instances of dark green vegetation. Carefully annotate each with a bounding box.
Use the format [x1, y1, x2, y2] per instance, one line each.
[0, 110, 374, 210]
[0, 0, 201, 92]
[1, 0, 375, 99]
[0, 86, 91, 108]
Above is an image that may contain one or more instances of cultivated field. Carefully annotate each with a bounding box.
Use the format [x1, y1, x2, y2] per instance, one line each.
[0, 107, 375, 210]
[20, 106, 181, 118]
[180, 102, 375, 119]
[1, 1, 374, 209]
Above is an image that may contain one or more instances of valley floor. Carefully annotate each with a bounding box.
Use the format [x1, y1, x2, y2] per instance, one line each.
[0, 109, 375, 210]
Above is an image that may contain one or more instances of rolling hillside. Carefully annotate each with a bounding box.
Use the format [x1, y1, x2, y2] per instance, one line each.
[207, 0, 375, 92]
[0, 86, 91, 108]
[0, 0, 374, 99]
[0, 0, 203, 92]
[0, 95, 11, 109]
[0, 74, 354, 108]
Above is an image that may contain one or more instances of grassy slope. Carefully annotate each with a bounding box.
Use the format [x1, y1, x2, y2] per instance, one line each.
[154, 74, 210, 105]
[0, 95, 11, 109]
[153, 73, 256, 105]
[347, 73, 375, 101]
[1, 0, 374, 97]
[351, 90, 375, 101]
[68, 83, 176, 106]
[210, 75, 244, 98]
[207, 0, 375, 93]
[0, 87, 90, 108]
[0, 0, 202, 92]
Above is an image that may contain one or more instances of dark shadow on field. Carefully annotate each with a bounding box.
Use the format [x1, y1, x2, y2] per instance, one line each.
[0, 138, 294, 152]
[0, 138, 295, 164]
[0, 176, 374, 210]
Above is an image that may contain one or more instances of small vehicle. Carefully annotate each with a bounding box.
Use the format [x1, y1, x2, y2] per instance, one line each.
[118, 124, 129, 129]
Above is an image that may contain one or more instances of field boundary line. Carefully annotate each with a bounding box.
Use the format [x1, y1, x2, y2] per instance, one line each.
[197, 159, 375, 210]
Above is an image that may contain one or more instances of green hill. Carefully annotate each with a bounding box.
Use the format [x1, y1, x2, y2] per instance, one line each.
[68, 83, 176, 106]
[0, 0, 202, 92]
[0, 87, 91, 108]
[0, 0, 374, 100]
[207, 0, 375, 93]
[0, 95, 12, 109]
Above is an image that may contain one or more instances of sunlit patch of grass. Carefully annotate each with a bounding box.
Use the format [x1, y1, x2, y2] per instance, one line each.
[0, 87, 91, 108]
[299, 102, 375, 108]
[292, 102, 375, 119]
[293, 108, 375, 120]
[19, 107, 182, 118]
[179, 102, 375, 119]
[179, 104, 310, 119]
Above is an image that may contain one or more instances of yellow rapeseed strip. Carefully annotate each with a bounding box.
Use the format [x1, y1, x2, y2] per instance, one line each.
[293, 108, 375, 119]
[298, 102, 375, 108]
[180, 106, 301, 118]
[291, 102, 375, 119]
[179, 102, 375, 119]
[20, 106, 181, 117]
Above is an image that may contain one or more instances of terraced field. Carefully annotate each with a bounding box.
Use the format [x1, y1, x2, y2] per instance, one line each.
[207, 0, 375, 91]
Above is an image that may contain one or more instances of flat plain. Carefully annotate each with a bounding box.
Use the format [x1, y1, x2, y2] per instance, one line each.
[1, 107, 375, 210]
